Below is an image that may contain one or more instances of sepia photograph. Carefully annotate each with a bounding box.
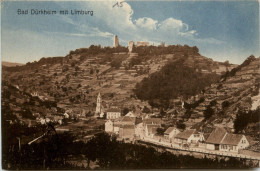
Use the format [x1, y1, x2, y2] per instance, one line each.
[1, 0, 260, 170]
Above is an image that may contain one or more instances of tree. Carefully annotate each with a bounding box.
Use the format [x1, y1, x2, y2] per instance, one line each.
[234, 111, 248, 133]
[159, 108, 166, 118]
[142, 106, 151, 113]
[122, 107, 130, 116]
[111, 59, 122, 69]
[209, 100, 217, 106]
[233, 108, 260, 133]
[90, 68, 94, 75]
[203, 106, 214, 120]
[156, 128, 165, 135]
[75, 66, 80, 71]
[176, 121, 186, 130]
[222, 100, 230, 109]
[84, 138, 97, 168]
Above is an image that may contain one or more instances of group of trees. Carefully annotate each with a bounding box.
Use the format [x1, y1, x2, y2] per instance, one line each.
[134, 58, 219, 109]
[221, 55, 256, 81]
[132, 45, 200, 57]
[70, 45, 128, 57]
[234, 108, 260, 133]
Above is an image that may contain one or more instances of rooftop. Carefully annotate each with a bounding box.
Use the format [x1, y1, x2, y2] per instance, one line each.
[107, 108, 121, 113]
[220, 133, 243, 145]
[206, 127, 227, 144]
[143, 118, 162, 125]
[164, 127, 176, 134]
[175, 129, 195, 140]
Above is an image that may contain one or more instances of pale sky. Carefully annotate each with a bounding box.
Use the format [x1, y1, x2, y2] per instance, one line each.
[1, 1, 259, 64]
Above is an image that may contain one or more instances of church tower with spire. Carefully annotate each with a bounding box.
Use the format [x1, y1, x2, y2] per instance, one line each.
[95, 92, 103, 117]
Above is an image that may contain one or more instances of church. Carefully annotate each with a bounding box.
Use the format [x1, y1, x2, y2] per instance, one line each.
[95, 92, 104, 117]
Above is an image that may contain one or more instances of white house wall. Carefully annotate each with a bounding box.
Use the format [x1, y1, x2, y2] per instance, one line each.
[105, 121, 113, 132]
[107, 112, 121, 119]
[237, 136, 250, 149]
[206, 144, 215, 150]
[220, 144, 238, 152]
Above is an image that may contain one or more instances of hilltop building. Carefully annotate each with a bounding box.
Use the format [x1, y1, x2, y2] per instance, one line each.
[160, 42, 165, 47]
[136, 41, 149, 47]
[114, 35, 119, 48]
[95, 92, 104, 117]
[128, 41, 134, 52]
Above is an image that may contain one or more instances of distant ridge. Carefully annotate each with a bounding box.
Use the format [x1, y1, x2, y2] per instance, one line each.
[2, 61, 24, 67]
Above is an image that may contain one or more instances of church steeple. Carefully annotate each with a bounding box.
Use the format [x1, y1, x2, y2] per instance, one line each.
[95, 92, 103, 117]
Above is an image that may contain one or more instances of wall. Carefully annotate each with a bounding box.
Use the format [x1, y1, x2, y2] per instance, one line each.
[220, 144, 238, 153]
[237, 136, 250, 149]
[107, 112, 121, 119]
[169, 129, 180, 139]
[188, 134, 200, 143]
[239, 149, 260, 157]
[206, 144, 215, 150]
[114, 126, 120, 134]
[105, 121, 113, 132]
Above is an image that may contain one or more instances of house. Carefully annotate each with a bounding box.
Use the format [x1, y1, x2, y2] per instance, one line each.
[145, 124, 160, 138]
[106, 108, 121, 119]
[189, 130, 201, 144]
[143, 118, 162, 127]
[119, 125, 135, 140]
[205, 127, 227, 150]
[58, 119, 62, 125]
[197, 127, 214, 144]
[114, 116, 136, 125]
[220, 134, 249, 152]
[136, 41, 149, 47]
[135, 122, 144, 137]
[64, 112, 69, 119]
[109, 116, 136, 134]
[125, 111, 136, 117]
[164, 127, 180, 142]
[105, 120, 113, 132]
[174, 129, 196, 145]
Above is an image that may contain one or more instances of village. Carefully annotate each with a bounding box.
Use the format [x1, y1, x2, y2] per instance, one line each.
[99, 91, 259, 160]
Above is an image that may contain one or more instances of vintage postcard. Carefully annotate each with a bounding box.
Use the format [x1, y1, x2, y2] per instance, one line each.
[1, 0, 260, 170]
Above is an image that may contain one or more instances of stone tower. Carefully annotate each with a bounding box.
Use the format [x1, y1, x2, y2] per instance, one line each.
[128, 41, 134, 53]
[114, 35, 119, 48]
[95, 92, 103, 117]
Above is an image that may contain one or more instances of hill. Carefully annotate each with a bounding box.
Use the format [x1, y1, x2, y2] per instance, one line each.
[175, 56, 259, 140]
[134, 57, 221, 109]
[2, 44, 237, 118]
[1, 81, 64, 126]
[2, 61, 24, 67]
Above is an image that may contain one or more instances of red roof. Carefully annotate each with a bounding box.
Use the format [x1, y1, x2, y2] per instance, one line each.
[107, 108, 121, 113]
[220, 134, 243, 145]
[164, 127, 176, 134]
[113, 116, 136, 126]
[122, 125, 135, 129]
[143, 118, 162, 125]
[175, 129, 195, 140]
[206, 127, 227, 144]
